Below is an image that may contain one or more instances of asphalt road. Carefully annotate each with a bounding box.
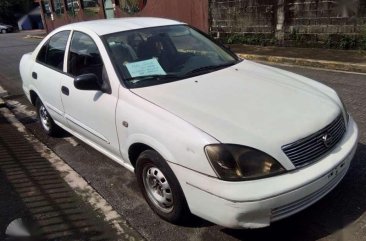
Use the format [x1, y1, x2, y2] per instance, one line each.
[0, 31, 41, 96]
[0, 32, 365, 241]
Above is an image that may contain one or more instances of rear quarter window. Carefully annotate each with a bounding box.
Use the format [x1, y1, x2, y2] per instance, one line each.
[36, 31, 70, 71]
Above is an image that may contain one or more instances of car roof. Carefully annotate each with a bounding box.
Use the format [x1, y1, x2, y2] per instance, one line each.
[62, 17, 184, 36]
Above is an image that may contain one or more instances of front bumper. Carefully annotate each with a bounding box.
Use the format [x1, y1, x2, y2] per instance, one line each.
[170, 116, 358, 228]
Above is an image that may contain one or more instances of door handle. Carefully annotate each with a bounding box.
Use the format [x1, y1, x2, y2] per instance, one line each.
[61, 86, 69, 96]
[32, 72, 37, 79]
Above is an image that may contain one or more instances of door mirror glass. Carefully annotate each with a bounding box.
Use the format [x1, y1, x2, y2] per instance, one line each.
[74, 73, 101, 91]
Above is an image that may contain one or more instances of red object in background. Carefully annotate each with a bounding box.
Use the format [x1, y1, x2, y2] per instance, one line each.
[138, 0, 147, 10]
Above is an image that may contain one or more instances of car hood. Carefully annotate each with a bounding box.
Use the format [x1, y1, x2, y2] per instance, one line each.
[131, 60, 340, 158]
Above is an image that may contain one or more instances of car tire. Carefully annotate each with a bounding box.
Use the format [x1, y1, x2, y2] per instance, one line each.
[1, 29, 6, 34]
[36, 98, 61, 136]
[135, 149, 190, 224]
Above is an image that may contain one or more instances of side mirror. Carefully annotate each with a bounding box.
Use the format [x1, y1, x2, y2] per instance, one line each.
[74, 73, 101, 91]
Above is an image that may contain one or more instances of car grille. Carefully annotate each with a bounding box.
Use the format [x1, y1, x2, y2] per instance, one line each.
[271, 166, 347, 221]
[282, 114, 346, 168]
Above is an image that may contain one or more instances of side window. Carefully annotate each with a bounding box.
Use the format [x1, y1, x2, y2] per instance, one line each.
[68, 31, 107, 83]
[36, 31, 70, 71]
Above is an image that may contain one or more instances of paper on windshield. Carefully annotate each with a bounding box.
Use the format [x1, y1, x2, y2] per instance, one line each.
[125, 58, 166, 77]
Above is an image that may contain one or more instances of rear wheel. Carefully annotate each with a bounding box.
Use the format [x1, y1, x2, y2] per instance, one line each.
[135, 150, 189, 223]
[36, 98, 60, 136]
[1, 29, 6, 34]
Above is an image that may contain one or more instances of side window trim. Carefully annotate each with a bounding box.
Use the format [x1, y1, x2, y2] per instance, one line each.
[63, 30, 74, 73]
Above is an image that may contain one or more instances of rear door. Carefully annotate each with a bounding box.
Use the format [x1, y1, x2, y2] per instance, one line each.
[32, 30, 70, 127]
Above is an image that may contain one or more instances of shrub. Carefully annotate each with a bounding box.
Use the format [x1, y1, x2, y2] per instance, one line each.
[225, 34, 276, 46]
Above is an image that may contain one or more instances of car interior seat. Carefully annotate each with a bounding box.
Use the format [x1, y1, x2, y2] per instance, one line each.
[137, 34, 178, 71]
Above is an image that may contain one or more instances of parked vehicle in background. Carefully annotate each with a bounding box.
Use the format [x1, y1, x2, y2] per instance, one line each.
[19, 18, 358, 229]
[0, 23, 14, 33]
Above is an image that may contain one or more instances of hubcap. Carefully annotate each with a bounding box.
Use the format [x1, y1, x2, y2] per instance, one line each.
[143, 166, 173, 213]
[39, 105, 51, 132]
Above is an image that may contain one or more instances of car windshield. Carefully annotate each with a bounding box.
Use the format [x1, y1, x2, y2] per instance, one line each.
[103, 25, 240, 88]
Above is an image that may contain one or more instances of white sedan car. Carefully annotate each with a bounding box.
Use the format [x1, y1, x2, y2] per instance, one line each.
[20, 18, 358, 229]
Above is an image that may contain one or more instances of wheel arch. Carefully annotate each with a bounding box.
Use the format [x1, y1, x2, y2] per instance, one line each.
[29, 89, 39, 106]
[128, 143, 153, 168]
[126, 135, 176, 169]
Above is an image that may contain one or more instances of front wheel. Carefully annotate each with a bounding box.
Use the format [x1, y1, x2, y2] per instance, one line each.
[36, 98, 60, 136]
[135, 150, 189, 224]
[1, 29, 6, 34]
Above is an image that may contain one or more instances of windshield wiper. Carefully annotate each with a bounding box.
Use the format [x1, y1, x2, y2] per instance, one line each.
[184, 62, 237, 76]
[125, 74, 179, 83]
[125, 74, 180, 84]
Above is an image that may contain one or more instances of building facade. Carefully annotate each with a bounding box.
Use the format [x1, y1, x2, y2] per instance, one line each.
[36, 0, 366, 48]
[36, 0, 208, 33]
[209, 0, 366, 48]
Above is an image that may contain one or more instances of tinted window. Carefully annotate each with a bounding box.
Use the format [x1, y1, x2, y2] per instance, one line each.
[68, 31, 106, 83]
[37, 31, 70, 71]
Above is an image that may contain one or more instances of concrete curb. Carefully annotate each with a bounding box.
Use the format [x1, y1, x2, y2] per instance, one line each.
[0, 98, 5, 108]
[0, 85, 7, 108]
[24, 35, 45, 39]
[238, 53, 366, 73]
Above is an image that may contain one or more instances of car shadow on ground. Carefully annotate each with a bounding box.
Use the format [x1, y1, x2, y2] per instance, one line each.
[0, 116, 120, 241]
[220, 142, 366, 241]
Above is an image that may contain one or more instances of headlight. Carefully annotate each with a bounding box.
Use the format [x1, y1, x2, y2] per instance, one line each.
[339, 96, 349, 124]
[205, 144, 285, 181]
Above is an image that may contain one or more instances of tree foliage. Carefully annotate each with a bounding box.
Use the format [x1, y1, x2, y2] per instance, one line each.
[0, 0, 35, 24]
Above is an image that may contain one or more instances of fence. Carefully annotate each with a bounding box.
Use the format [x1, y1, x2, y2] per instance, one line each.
[209, 0, 366, 48]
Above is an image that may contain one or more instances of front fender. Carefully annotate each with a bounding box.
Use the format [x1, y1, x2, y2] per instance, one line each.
[123, 133, 176, 166]
[116, 87, 218, 177]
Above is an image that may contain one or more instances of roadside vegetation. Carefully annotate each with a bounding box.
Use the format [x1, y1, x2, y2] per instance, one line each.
[0, 0, 36, 26]
[221, 27, 366, 50]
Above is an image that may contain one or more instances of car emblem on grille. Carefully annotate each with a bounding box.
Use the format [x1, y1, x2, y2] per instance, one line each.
[321, 133, 332, 148]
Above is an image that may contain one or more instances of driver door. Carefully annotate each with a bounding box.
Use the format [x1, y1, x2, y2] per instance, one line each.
[61, 31, 120, 157]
